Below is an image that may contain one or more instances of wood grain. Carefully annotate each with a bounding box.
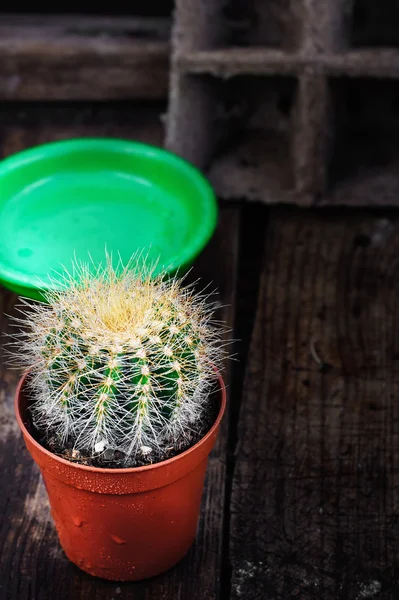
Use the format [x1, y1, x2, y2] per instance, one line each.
[0, 102, 164, 159]
[230, 208, 399, 599]
[0, 205, 240, 600]
[0, 15, 169, 100]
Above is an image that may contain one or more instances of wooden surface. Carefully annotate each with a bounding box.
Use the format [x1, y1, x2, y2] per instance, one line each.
[0, 15, 169, 100]
[231, 208, 399, 600]
[0, 102, 165, 159]
[3, 164, 399, 597]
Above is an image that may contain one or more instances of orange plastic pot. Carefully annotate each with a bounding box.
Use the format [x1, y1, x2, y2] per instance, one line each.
[15, 371, 226, 581]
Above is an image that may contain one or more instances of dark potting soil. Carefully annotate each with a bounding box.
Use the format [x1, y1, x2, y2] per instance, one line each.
[28, 390, 220, 469]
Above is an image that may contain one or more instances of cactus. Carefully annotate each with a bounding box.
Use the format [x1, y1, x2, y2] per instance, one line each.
[13, 257, 224, 459]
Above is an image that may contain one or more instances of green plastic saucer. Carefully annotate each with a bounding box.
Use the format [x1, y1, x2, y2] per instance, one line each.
[0, 138, 217, 300]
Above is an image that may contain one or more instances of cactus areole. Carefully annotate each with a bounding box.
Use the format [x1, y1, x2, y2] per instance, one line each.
[13, 257, 227, 580]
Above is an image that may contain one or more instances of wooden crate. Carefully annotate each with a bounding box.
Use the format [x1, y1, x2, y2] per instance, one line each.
[0, 13, 170, 101]
[166, 0, 399, 207]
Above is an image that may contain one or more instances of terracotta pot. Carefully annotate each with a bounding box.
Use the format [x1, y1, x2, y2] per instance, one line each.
[15, 371, 226, 581]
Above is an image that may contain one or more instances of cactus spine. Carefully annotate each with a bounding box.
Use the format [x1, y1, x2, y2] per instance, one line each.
[14, 258, 223, 458]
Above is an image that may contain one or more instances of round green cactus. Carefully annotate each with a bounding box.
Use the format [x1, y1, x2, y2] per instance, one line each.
[14, 258, 223, 458]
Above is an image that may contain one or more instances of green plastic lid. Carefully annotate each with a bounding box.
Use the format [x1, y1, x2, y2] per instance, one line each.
[0, 138, 218, 300]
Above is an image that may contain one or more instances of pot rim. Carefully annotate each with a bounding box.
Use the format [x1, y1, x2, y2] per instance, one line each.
[15, 368, 226, 475]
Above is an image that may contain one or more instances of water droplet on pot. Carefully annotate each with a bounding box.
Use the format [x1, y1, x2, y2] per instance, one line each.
[72, 516, 84, 527]
[110, 534, 126, 545]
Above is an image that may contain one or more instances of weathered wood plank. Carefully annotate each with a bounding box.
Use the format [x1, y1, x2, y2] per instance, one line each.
[0, 15, 170, 100]
[0, 202, 240, 599]
[231, 208, 399, 599]
[0, 102, 164, 159]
